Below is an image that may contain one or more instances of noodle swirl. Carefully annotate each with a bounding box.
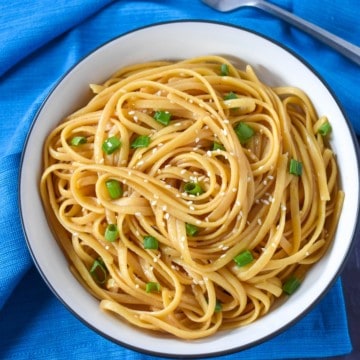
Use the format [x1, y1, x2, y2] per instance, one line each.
[40, 55, 343, 339]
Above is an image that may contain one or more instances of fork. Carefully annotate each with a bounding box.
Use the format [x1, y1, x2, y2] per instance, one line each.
[202, 0, 360, 66]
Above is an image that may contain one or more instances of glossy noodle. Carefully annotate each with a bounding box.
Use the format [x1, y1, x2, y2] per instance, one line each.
[40, 55, 343, 339]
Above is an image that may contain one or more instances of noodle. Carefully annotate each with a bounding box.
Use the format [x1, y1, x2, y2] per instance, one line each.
[40, 55, 343, 339]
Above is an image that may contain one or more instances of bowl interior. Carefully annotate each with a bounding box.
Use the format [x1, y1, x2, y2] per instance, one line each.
[19, 21, 360, 357]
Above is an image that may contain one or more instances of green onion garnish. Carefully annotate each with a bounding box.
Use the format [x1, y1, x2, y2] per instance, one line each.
[185, 223, 199, 236]
[70, 136, 87, 146]
[224, 92, 238, 100]
[143, 235, 159, 250]
[104, 224, 119, 242]
[283, 275, 301, 295]
[105, 179, 123, 199]
[234, 122, 255, 144]
[90, 258, 107, 284]
[102, 136, 121, 155]
[220, 63, 229, 76]
[318, 121, 332, 137]
[146, 282, 161, 293]
[233, 249, 254, 267]
[154, 110, 171, 126]
[212, 142, 225, 151]
[289, 159, 302, 176]
[184, 182, 203, 196]
[215, 300, 222, 313]
[131, 135, 151, 148]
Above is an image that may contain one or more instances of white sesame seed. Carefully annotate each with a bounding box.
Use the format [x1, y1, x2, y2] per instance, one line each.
[257, 218, 262, 225]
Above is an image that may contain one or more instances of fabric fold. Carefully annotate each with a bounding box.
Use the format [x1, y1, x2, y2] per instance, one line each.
[0, 0, 113, 77]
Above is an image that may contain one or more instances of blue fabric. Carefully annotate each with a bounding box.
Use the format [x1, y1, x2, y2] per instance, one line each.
[1, 0, 358, 358]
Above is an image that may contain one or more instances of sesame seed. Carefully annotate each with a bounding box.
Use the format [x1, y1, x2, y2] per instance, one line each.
[257, 218, 262, 225]
[128, 110, 135, 115]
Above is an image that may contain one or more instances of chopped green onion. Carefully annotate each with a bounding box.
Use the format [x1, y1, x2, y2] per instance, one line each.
[131, 135, 151, 148]
[102, 136, 121, 155]
[154, 110, 171, 126]
[184, 182, 203, 195]
[104, 224, 119, 242]
[318, 121, 332, 136]
[212, 142, 225, 151]
[186, 223, 199, 236]
[146, 282, 161, 293]
[215, 300, 222, 313]
[283, 275, 301, 295]
[289, 159, 302, 176]
[90, 258, 107, 284]
[234, 122, 255, 144]
[143, 235, 159, 250]
[233, 249, 254, 267]
[220, 63, 229, 76]
[70, 136, 87, 146]
[105, 179, 123, 199]
[224, 92, 238, 100]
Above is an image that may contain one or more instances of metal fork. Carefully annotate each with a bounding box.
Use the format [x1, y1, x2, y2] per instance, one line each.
[202, 0, 360, 66]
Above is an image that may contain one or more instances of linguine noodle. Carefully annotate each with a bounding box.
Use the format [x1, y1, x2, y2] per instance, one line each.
[40, 55, 343, 339]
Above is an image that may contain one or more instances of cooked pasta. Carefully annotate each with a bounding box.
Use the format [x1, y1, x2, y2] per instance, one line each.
[40, 55, 343, 339]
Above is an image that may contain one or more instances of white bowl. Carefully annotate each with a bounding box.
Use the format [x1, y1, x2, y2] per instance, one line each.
[19, 21, 360, 358]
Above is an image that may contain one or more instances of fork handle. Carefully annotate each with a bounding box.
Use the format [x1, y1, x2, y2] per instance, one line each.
[256, 1, 360, 65]
[207, 0, 360, 66]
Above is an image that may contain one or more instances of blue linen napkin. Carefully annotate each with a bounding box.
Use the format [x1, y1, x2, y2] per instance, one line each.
[0, 0, 359, 358]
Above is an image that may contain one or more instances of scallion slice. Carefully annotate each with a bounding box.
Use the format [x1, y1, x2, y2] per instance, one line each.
[289, 159, 302, 176]
[145, 282, 161, 293]
[105, 179, 123, 199]
[318, 121, 332, 136]
[283, 275, 301, 295]
[70, 136, 87, 146]
[102, 136, 121, 155]
[185, 223, 199, 236]
[154, 110, 171, 126]
[220, 63, 229, 76]
[104, 224, 119, 242]
[233, 249, 253, 267]
[215, 300, 222, 313]
[224, 92, 238, 100]
[234, 122, 255, 144]
[212, 142, 225, 151]
[184, 182, 203, 195]
[143, 235, 159, 250]
[89, 258, 107, 284]
[131, 135, 151, 148]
